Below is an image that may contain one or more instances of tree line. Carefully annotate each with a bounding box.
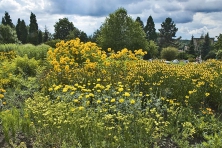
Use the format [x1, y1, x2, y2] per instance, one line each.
[1, 8, 222, 60]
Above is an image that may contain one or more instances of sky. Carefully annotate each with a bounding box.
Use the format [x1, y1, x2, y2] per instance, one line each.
[0, 0, 222, 40]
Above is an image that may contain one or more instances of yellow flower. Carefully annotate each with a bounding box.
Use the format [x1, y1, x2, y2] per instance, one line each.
[119, 98, 124, 103]
[185, 95, 189, 99]
[2, 102, 6, 105]
[97, 100, 102, 104]
[123, 92, 130, 97]
[205, 93, 210, 97]
[107, 48, 111, 52]
[110, 98, 115, 103]
[97, 78, 101, 82]
[130, 99, 135, 104]
[48, 88, 53, 91]
[79, 106, 84, 111]
[0, 94, 4, 99]
[118, 87, 124, 92]
[73, 99, 79, 103]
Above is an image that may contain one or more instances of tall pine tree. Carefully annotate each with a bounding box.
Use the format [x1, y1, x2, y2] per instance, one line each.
[16, 18, 21, 40]
[201, 33, 211, 59]
[27, 12, 39, 45]
[43, 26, 50, 42]
[188, 35, 195, 56]
[158, 17, 179, 48]
[144, 15, 157, 41]
[2, 11, 14, 28]
[20, 20, 28, 44]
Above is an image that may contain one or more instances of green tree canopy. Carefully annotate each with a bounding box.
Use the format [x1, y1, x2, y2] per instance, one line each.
[98, 8, 148, 52]
[0, 24, 19, 43]
[43, 26, 50, 42]
[16, 18, 21, 40]
[54, 18, 75, 40]
[158, 17, 179, 48]
[144, 15, 157, 41]
[201, 33, 211, 59]
[1, 11, 14, 28]
[135, 16, 144, 29]
[27, 12, 39, 45]
[214, 34, 222, 51]
[67, 28, 88, 42]
[161, 46, 179, 61]
[19, 20, 28, 44]
[187, 35, 196, 56]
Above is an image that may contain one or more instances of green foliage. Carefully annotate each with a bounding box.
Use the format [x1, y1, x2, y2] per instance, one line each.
[216, 49, 222, 60]
[44, 39, 61, 48]
[214, 33, 222, 51]
[201, 33, 211, 59]
[188, 35, 196, 56]
[144, 40, 159, 59]
[159, 17, 179, 48]
[98, 8, 149, 52]
[1, 11, 14, 28]
[161, 47, 179, 60]
[27, 12, 39, 45]
[135, 16, 144, 28]
[54, 18, 75, 40]
[0, 24, 19, 44]
[144, 15, 157, 41]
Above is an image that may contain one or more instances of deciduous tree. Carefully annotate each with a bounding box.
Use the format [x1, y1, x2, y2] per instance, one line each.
[0, 24, 19, 43]
[98, 8, 148, 52]
[54, 18, 75, 40]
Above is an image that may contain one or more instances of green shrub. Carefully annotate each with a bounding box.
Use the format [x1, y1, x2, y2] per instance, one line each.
[161, 47, 178, 61]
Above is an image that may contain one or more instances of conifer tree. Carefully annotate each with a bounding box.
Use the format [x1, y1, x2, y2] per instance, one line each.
[19, 20, 28, 44]
[188, 35, 195, 56]
[16, 18, 21, 40]
[135, 17, 144, 29]
[144, 15, 157, 41]
[2, 11, 14, 28]
[27, 12, 39, 45]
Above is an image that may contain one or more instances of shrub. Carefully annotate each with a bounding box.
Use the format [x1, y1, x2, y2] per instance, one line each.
[161, 47, 178, 61]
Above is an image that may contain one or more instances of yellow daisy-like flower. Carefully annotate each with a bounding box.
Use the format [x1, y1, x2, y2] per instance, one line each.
[107, 48, 111, 52]
[119, 98, 124, 103]
[97, 100, 102, 104]
[205, 93, 210, 97]
[118, 87, 124, 92]
[79, 106, 84, 111]
[124, 92, 130, 97]
[110, 98, 116, 103]
[0, 94, 4, 99]
[130, 99, 135, 104]
[185, 95, 189, 99]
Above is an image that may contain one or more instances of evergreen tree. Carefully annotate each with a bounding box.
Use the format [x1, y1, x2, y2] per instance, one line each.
[158, 17, 179, 48]
[38, 30, 43, 44]
[27, 12, 39, 45]
[144, 15, 157, 41]
[43, 26, 50, 42]
[201, 33, 211, 59]
[135, 17, 144, 29]
[19, 20, 28, 44]
[188, 35, 195, 56]
[2, 11, 14, 28]
[16, 18, 21, 40]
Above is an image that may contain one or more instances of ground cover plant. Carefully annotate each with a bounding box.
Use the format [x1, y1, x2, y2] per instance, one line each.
[1, 38, 222, 147]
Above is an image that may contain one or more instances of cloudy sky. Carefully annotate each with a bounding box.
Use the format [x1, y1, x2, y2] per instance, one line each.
[0, 0, 222, 40]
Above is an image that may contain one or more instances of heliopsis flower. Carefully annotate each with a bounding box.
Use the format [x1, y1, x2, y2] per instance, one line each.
[79, 106, 84, 111]
[205, 92, 210, 97]
[118, 87, 124, 92]
[123, 92, 130, 97]
[130, 99, 135, 104]
[110, 98, 115, 103]
[0, 94, 4, 99]
[119, 98, 124, 103]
